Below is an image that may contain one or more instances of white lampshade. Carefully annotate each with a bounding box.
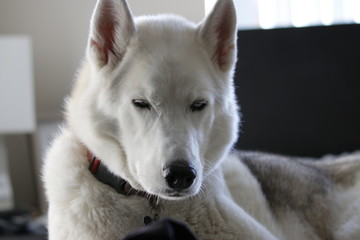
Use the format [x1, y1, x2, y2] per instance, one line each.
[0, 36, 35, 134]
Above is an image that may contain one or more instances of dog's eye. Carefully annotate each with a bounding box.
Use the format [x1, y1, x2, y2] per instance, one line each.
[190, 99, 208, 112]
[132, 99, 151, 110]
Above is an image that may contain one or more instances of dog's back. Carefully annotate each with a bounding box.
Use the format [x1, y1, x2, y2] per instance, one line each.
[224, 151, 360, 240]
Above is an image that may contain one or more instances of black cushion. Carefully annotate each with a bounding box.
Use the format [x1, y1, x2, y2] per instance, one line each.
[234, 24, 360, 157]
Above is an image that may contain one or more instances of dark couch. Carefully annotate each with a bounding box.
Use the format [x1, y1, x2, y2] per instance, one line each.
[234, 24, 360, 157]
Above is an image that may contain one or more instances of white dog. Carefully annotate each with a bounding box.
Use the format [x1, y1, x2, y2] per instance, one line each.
[43, 0, 360, 239]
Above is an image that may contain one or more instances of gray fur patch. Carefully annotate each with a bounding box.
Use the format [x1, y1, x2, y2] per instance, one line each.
[237, 151, 335, 239]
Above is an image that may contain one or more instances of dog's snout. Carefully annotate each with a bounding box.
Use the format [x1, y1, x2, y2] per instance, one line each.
[163, 161, 197, 191]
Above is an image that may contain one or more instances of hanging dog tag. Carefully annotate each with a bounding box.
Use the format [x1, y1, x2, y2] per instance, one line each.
[143, 214, 159, 226]
[143, 216, 153, 225]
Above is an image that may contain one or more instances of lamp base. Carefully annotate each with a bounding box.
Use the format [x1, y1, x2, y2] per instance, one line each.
[0, 136, 14, 210]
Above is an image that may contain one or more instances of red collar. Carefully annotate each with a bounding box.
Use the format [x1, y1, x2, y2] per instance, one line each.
[87, 151, 160, 225]
[87, 152, 150, 198]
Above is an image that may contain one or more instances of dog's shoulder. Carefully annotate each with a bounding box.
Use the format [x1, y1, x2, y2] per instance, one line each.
[232, 150, 336, 239]
[235, 150, 333, 209]
[43, 128, 87, 170]
[43, 128, 88, 200]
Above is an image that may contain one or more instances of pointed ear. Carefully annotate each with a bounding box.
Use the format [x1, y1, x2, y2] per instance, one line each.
[88, 0, 135, 68]
[199, 0, 237, 72]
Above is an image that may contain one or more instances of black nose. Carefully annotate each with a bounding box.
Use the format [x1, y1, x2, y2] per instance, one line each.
[163, 162, 197, 190]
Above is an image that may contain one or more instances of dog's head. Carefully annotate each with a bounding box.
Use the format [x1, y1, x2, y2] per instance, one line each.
[68, 0, 239, 200]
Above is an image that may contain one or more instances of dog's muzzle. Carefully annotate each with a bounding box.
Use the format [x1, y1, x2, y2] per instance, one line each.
[163, 161, 197, 191]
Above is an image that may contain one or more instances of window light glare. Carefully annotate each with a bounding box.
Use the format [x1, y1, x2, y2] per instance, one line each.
[291, 0, 313, 27]
[258, 0, 277, 29]
[352, 0, 360, 23]
[204, 0, 358, 30]
[320, 0, 334, 26]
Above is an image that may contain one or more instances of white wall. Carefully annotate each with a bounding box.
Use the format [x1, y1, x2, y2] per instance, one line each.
[0, 0, 204, 119]
[0, 0, 96, 119]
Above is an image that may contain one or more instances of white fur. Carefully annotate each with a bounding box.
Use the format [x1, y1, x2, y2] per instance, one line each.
[43, 0, 360, 239]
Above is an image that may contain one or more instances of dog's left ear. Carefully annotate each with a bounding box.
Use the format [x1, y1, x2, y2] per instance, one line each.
[88, 0, 135, 69]
[199, 0, 237, 72]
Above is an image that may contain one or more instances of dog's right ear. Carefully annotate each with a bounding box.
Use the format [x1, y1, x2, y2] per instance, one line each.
[88, 0, 135, 69]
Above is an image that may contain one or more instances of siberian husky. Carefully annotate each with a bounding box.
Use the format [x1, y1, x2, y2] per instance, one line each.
[43, 0, 360, 239]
